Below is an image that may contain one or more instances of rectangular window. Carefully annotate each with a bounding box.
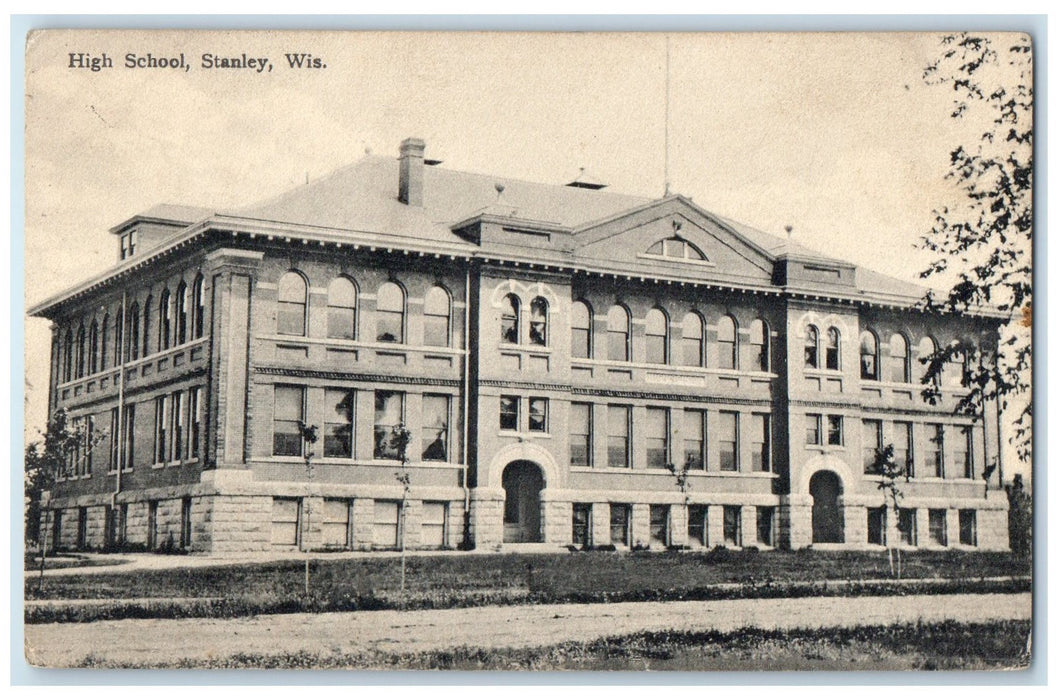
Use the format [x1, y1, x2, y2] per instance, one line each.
[925, 424, 943, 478]
[645, 407, 669, 469]
[422, 502, 448, 548]
[827, 415, 843, 446]
[863, 419, 882, 473]
[180, 497, 192, 549]
[867, 507, 887, 545]
[109, 407, 120, 473]
[188, 387, 202, 459]
[147, 501, 158, 550]
[893, 422, 913, 475]
[610, 503, 631, 547]
[683, 409, 705, 470]
[718, 411, 738, 472]
[528, 397, 548, 433]
[373, 500, 401, 549]
[607, 405, 631, 468]
[324, 388, 355, 458]
[154, 395, 168, 464]
[649, 505, 669, 548]
[321, 499, 351, 549]
[723, 505, 741, 546]
[953, 426, 973, 479]
[751, 414, 771, 472]
[570, 403, 592, 467]
[499, 395, 519, 431]
[123, 404, 135, 471]
[83, 415, 94, 476]
[897, 508, 916, 546]
[422, 394, 450, 461]
[928, 509, 948, 546]
[169, 391, 183, 462]
[272, 386, 304, 457]
[688, 504, 707, 547]
[806, 414, 822, 446]
[270, 497, 301, 547]
[572, 503, 592, 548]
[756, 506, 775, 546]
[959, 509, 977, 546]
[373, 391, 405, 460]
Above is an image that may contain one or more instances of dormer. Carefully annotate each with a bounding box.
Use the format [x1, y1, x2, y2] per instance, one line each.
[109, 204, 212, 262]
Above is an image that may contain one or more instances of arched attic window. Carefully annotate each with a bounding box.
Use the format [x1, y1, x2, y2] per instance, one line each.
[88, 320, 99, 374]
[192, 274, 206, 340]
[62, 328, 73, 382]
[644, 308, 668, 364]
[326, 276, 357, 340]
[277, 271, 308, 336]
[918, 336, 938, 384]
[158, 289, 172, 350]
[375, 281, 405, 344]
[127, 302, 140, 362]
[571, 300, 592, 358]
[101, 313, 110, 371]
[717, 315, 737, 370]
[645, 237, 707, 261]
[423, 285, 451, 347]
[945, 341, 967, 388]
[860, 329, 879, 380]
[175, 281, 189, 346]
[606, 305, 630, 362]
[142, 296, 152, 357]
[75, 323, 86, 378]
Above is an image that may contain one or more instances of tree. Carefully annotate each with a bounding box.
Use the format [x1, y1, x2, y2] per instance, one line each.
[920, 33, 1033, 461]
[24, 409, 82, 548]
[869, 444, 910, 578]
[1005, 474, 1032, 557]
[389, 423, 413, 606]
[296, 420, 318, 595]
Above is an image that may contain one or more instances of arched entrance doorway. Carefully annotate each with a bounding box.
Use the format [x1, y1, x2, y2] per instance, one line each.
[502, 460, 544, 543]
[809, 470, 845, 544]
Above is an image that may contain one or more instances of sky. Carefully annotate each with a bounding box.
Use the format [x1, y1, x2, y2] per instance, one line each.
[22, 29, 1031, 471]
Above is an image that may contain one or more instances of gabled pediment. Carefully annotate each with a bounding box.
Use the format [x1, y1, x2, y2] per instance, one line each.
[572, 196, 776, 285]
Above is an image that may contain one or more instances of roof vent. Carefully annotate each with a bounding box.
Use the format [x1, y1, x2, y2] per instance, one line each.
[565, 167, 607, 190]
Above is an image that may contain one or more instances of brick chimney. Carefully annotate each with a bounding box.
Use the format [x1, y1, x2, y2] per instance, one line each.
[398, 137, 425, 206]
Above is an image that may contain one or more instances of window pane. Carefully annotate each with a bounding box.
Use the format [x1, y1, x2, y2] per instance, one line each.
[273, 386, 303, 457]
[860, 331, 878, 380]
[645, 309, 667, 364]
[681, 313, 704, 367]
[751, 414, 770, 471]
[277, 273, 307, 336]
[863, 419, 881, 472]
[422, 394, 449, 461]
[825, 328, 839, 370]
[607, 405, 630, 468]
[806, 414, 821, 446]
[373, 391, 404, 459]
[645, 408, 668, 468]
[649, 505, 668, 547]
[827, 415, 843, 445]
[327, 277, 357, 340]
[423, 286, 450, 347]
[723, 505, 741, 546]
[376, 283, 404, 343]
[718, 411, 737, 471]
[570, 403, 592, 466]
[610, 504, 630, 546]
[324, 388, 355, 458]
[893, 422, 912, 473]
[683, 409, 705, 470]
[500, 294, 519, 344]
[750, 319, 768, 371]
[889, 334, 908, 383]
[529, 297, 547, 346]
[607, 306, 629, 361]
[528, 397, 548, 432]
[717, 317, 736, 370]
[499, 395, 519, 431]
[804, 326, 819, 368]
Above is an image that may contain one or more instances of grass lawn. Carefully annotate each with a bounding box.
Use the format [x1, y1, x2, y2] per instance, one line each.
[80, 620, 1032, 671]
[25, 549, 1031, 624]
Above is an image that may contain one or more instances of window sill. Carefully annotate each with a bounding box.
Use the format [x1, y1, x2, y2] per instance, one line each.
[498, 343, 552, 354]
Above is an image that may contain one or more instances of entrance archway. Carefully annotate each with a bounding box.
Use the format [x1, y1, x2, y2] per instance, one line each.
[809, 470, 845, 543]
[502, 460, 544, 543]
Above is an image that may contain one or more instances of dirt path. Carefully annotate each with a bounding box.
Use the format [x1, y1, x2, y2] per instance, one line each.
[24, 592, 1031, 668]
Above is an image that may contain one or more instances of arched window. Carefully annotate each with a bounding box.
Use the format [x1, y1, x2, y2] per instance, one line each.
[375, 281, 405, 343]
[88, 320, 99, 375]
[571, 300, 592, 358]
[680, 312, 704, 367]
[100, 314, 110, 371]
[529, 297, 548, 346]
[127, 302, 140, 362]
[918, 336, 938, 383]
[645, 237, 707, 261]
[945, 342, 966, 388]
[750, 319, 769, 372]
[192, 274, 205, 339]
[75, 323, 86, 378]
[175, 281, 188, 346]
[644, 308, 668, 364]
[277, 271, 308, 336]
[888, 333, 909, 383]
[500, 294, 520, 344]
[326, 276, 357, 340]
[717, 315, 737, 370]
[607, 305, 630, 361]
[62, 328, 73, 382]
[423, 285, 451, 347]
[112, 312, 122, 367]
[825, 327, 840, 370]
[142, 295, 152, 357]
[859, 329, 879, 380]
[159, 289, 172, 350]
[804, 325, 819, 368]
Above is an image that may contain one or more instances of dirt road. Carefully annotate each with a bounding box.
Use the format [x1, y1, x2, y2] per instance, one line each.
[25, 592, 1031, 668]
